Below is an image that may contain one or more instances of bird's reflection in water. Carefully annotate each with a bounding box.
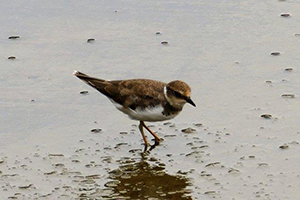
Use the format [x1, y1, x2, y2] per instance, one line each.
[102, 155, 192, 199]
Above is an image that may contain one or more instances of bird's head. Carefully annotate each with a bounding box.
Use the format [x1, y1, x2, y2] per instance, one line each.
[164, 80, 196, 108]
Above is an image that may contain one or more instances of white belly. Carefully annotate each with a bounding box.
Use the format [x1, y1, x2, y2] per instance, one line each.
[113, 102, 178, 122]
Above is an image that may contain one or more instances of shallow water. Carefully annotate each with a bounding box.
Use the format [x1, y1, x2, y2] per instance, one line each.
[1, 0, 300, 199]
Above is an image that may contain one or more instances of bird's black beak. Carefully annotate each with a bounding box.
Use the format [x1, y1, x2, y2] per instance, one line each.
[186, 98, 196, 107]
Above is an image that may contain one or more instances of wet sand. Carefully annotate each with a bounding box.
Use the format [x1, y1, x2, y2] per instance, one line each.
[1, 0, 300, 199]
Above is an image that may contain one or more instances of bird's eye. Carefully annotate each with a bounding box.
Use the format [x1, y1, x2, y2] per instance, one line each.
[174, 91, 183, 98]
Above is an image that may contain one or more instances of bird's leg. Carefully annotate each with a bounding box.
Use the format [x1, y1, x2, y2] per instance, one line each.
[141, 121, 161, 145]
[139, 121, 149, 151]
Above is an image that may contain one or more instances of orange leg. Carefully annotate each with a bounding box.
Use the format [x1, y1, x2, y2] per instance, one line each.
[139, 121, 149, 150]
[141, 121, 161, 144]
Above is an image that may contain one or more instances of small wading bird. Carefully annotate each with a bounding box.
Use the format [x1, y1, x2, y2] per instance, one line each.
[74, 71, 196, 151]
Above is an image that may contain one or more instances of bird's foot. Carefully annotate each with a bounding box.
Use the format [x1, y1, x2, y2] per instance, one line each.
[143, 143, 150, 153]
[142, 141, 158, 153]
[149, 144, 158, 151]
[142, 138, 164, 153]
[154, 137, 164, 145]
[149, 138, 163, 151]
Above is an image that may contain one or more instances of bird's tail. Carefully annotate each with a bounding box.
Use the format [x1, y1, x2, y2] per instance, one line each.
[73, 70, 104, 81]
[73, 70, 106, 89]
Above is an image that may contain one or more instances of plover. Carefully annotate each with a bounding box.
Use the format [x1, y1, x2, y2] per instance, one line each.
[74, 71, 196, 151]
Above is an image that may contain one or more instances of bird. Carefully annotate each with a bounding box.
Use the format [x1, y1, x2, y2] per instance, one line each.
[73, 71, 196, 151]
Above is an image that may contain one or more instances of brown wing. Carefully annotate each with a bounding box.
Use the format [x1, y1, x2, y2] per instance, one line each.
[74, 71, 167, 109]
[114, 79, 167, 110]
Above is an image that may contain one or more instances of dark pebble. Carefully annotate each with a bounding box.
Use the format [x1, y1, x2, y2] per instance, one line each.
[284, 68, 293, 71]
[281, 13, 290, 17]
[48, 154, 64, 157]
[199, 145, 209, 149]
[44, 171, 57, 175]
[85, 174, 102, 179]
[193, 123, 203, 127]
[271, 52, 280, 56]
[19, 184, 33, 189]
[181, 127, 196, 133]
[261, 114, 272, 119]
[164, 134, 176, 137]
[8, 56, 16, 60]
[282, 94, 295, 98]
[80, 91, 89, 94]
[228, 168, 240, 173]
[205, 162, 221, 167]
[156, 32, 161, 35]
[91, 129, 102, 133]
[177, 170, 188, 175]
[279, 144, 289, 149]
[8, 36, 20, 39]
[129, 149, 141, 153]
[204, 191, 217, 195]
[115, 143, 127, 148]
[87, 38, 95, 43]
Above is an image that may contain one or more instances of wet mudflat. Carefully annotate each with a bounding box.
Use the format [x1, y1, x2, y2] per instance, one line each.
[1, 0, 300, 199]
[1, 121, 300, 199]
